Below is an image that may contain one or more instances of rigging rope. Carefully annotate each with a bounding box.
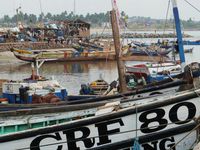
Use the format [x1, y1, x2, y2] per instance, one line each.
[98, 13, 113, 83]
[184, 0, 200, 14]
[163, 0, 171, 36]
[39, 0, 43, 17]
[132, 105, 141, 150]
[142, 48, 159, 63]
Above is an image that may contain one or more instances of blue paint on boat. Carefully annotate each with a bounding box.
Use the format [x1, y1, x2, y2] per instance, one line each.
[1, 80, 68, 104]
[183, 40, 200, 45]
[172, 6, 185, 66]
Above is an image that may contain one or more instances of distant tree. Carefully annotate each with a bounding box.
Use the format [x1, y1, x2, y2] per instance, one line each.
[3, 15, 10, 23]
[79, 14, 84, 20]
[187, 18, 192, 23]
[38, 12, 45, 22]
[60, 11, 68, 20]
[24, 13, 29, 22]
[45, 13, 53, 20]
[18, 11, 24, 23]
[29, 14, 37, 24]
[1, 11, 200, 29]
[68, 11, 74, 20]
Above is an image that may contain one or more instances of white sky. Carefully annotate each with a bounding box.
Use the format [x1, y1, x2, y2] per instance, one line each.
[1, 0, 200, 20]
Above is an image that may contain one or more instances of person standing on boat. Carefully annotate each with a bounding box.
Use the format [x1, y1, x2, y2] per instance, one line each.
[157, 39, 161, 45]
[79, 84, 94, 95]
[174, 39, 179, 53]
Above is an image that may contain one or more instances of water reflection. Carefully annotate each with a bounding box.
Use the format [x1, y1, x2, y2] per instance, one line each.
[0, 48, 199, 95]
[0, 61, 119, 94]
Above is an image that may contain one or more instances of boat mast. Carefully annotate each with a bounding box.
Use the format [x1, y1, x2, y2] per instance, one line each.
[110, 9, 127, 93]
[171, 0, 186, 71]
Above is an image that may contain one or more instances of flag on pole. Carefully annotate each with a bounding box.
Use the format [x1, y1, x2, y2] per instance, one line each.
[111, 0, 128, 29]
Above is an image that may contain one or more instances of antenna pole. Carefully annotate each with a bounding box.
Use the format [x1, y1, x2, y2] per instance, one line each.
[74, 0, 76, 16]
[39, 0, 43, 20]
[16, 6, 21, 26]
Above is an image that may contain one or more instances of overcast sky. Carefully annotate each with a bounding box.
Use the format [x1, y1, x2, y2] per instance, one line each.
[1, 0, 200, 20]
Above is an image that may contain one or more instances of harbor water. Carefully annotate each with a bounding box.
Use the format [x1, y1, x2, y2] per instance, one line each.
[0, 31, 200, 94]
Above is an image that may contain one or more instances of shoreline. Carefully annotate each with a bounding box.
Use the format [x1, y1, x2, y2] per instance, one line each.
[91, 28, 200, 31]
[90, 28, 200, 34]
[0, 51, 24, 63]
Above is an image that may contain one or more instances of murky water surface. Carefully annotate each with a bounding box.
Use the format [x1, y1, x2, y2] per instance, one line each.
[0, 31, 200, 94]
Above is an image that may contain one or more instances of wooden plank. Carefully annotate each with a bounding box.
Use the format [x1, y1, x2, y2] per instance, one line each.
[0, 101, 107, 117]
[122, 55, 169, 62]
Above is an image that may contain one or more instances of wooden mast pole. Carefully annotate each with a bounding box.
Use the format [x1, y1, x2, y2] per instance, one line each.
[110, 10, 127, 93]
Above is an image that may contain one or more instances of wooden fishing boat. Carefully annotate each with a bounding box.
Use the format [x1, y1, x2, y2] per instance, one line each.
[1, 85, 200, 149]
[2, 64, 197, 140]
[0, 68, 191, 138]
[0, 59, 68, 104]
[1, 78, 67, 104]
[175, 47, 194, 54]
[0, 63, 199, 150]
[128, 46, 172, 56]
[11, 47, 116, 62]
[126, 62, 182, 83]
[11, 47, 171, 62]
[0, 0, 200, 149]
[72, 42, 104, 52]
[183, 40, 200, 45]
[1, 58, 199, 134]
[184, 47, 193, 53]
[0, 54, 200, 149]
[80, 79, 109, 95]
[0, 65, 187, 106]
[66, 62, 200, 105]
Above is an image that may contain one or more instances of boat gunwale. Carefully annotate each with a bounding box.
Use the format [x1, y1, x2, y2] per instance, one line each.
[0, 78, 186, 117]
[0, 88, 199, 143]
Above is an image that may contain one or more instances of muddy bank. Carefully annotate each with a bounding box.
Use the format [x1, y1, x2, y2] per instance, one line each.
[0, 51, 24, 64]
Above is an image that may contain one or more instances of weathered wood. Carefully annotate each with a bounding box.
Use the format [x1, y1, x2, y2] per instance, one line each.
[110, 10, 127, 93]
[122, 55, 169, 62]
[0, 101, 106, 117]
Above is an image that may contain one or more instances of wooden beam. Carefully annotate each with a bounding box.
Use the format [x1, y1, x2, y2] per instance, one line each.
[110, 10, 127, 93]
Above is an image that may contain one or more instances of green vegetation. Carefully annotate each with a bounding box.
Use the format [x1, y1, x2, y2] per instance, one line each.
[0, 11, 110, 28]
[0, 11, 200, 30]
